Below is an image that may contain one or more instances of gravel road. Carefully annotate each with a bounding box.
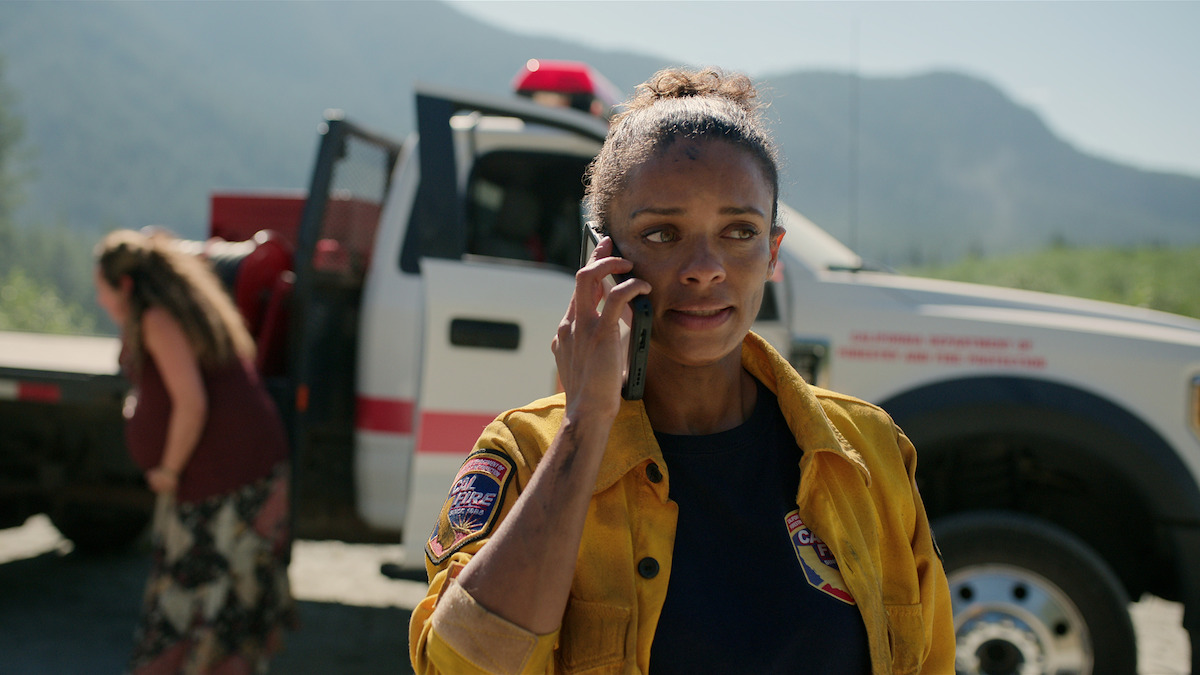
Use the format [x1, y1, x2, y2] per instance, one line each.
[0, 514, 1191, 674]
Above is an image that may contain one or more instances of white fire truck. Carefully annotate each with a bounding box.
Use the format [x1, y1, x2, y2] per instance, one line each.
[1, 61, 1198, 674]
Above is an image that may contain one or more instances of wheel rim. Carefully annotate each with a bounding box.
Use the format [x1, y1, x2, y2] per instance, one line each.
[949, 564, 1092, 675]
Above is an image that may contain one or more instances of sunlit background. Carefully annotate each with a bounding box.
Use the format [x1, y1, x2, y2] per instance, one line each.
[455, 1, 1200, 177]
[0, 0, 1198, 329]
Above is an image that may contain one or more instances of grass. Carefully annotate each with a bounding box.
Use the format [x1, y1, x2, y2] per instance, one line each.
[902, 245, 1200, 320]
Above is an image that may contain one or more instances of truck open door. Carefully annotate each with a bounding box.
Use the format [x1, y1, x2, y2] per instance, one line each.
[390, 88, 608, 566]
[286, 117, 406, 540]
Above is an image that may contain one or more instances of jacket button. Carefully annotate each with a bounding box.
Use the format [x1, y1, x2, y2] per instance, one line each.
[645, 462, 663, 483]
[637, 557, 659, 579]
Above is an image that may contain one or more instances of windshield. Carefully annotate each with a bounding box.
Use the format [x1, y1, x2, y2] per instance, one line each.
[776, 203, 865, 273]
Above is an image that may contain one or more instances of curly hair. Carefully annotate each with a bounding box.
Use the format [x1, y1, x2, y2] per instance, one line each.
[584, 67, 781, 234]
[95, 229, 255, 371]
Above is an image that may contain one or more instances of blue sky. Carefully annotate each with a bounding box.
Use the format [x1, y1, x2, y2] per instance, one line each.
[454, 1, 1200, 178]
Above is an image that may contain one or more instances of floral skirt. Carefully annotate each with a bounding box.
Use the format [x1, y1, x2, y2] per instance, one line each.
[130, 465, 297, 675]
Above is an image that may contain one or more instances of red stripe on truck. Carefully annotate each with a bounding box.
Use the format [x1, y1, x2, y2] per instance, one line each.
[0, 380, 62, 402]
[355, 396, 415, 434]
[354, 395, 496, 455]
[21, 382, 61, 402]
[416, 411, 498, 455]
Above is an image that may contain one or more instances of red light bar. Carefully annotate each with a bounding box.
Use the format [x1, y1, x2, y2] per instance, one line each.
[513, 59, 622, 118]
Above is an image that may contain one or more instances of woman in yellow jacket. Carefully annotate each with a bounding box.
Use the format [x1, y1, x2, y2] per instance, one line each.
[410, 67, 955, 674]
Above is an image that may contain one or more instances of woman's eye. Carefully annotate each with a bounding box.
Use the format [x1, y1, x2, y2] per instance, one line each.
[727, 226, 759, 240]
[644, 230, 677, 244]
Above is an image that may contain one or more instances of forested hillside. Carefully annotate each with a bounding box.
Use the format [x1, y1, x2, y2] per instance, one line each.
[0, 1, 668, 241]
[3, 1, 1198, 260]
[905, 245, 1200, 320]
[768, 71, 1200, 264]
[0, 58, 102, 333]
[1, 1, 1198, 334]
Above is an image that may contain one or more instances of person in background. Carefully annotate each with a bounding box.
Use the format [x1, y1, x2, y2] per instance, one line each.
[95, 228, 295, 675]
[410, 67, 954, 673]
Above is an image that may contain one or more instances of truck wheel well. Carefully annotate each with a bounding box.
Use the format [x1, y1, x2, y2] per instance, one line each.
[881, 376, 1200, 604]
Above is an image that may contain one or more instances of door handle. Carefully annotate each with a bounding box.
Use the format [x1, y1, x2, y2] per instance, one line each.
[449, 318, 521, 350]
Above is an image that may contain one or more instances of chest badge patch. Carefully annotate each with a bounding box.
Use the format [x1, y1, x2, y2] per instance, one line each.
[786, 510, 855, 605]
[426, 450, 514, 564]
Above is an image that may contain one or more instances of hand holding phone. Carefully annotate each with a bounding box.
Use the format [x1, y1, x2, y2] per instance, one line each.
[581, 224, 651, 400]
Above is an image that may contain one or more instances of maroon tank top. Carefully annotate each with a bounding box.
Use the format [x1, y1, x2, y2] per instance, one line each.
[123, 349, 289, 503]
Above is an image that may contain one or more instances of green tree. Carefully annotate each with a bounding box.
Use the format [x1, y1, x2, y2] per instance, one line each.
[0, 267, 96, 333]
[0, 56, 101, 334]
[0, 55, 24, 267]
[904, 245, 1200, 320]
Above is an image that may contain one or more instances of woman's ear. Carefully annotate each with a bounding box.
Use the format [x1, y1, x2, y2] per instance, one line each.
[118, 274, 134, 297]
[767, 230, 784, 280]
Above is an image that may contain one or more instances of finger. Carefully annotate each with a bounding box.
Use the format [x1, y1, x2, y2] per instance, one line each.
[578, 255, 635, 292]
[598, 276, 652, 325]
[585, 235, 616, 264]
[574, 256, 633, 316]
[562, 285, 578, 323]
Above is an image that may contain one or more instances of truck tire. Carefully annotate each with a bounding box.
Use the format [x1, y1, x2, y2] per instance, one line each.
[934, 511, 1136, 675]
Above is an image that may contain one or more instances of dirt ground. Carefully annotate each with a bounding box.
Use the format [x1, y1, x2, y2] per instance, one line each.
[0, 515, 420, 674]
[0, 514, 1191, 674]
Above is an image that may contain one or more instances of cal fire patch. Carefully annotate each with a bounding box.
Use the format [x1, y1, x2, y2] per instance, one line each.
[426, 450, 514, 564]
[786, 510, 855, 605]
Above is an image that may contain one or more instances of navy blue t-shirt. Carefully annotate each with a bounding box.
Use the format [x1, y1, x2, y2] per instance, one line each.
[648, 381, 871, 674]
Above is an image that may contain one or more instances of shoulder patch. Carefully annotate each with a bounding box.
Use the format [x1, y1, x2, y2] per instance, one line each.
[786, 509, 856, 605]
[426, 450, 515, 565]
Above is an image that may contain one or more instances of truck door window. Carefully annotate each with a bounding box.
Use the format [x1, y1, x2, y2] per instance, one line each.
[311, 136, 395, 282]
[466, 151, 592, 270]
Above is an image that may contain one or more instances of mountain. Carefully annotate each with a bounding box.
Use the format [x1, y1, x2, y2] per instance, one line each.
[1, 1, 1197, 265]
[767, 71, 1200, 263]
[0, 1, 667, 239]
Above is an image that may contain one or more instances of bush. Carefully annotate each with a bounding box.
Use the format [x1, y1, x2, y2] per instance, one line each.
[0, 267, 97, 334]
[904, 246, 1200, 320]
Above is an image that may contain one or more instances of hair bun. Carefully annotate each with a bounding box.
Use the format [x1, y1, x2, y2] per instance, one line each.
[629, 67, 759, 114]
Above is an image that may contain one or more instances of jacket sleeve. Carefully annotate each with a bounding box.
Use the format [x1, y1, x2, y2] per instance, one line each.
[409, 557, 558, 675]
[894, 426, 957, 673]
[408, 418, 560, 675]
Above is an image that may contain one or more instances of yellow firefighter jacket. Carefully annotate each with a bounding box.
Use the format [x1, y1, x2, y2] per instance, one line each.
[410, 332, 955, 674]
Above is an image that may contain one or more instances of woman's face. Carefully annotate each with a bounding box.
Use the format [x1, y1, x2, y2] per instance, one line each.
[608, 138, 779, 369]
[93, 266, 130, 325]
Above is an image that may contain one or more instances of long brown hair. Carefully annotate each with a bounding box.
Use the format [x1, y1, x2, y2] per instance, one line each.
[95, 229, 255, 370]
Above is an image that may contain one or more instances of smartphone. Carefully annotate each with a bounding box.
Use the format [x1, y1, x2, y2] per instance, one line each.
[581, 223, 651, 400]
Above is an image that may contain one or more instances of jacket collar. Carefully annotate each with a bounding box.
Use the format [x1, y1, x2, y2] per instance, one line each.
[592, 332, 870, 495]
[739, 332, 871, 486]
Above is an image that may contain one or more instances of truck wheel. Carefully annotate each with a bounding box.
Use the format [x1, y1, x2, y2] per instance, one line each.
[49, 504, 151, 553]
[934, 511, 1136, 675]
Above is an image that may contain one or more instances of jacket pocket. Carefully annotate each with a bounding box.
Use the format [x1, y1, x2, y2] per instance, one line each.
[555, 599, 631, 674]
[885, 602, 925, 674]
